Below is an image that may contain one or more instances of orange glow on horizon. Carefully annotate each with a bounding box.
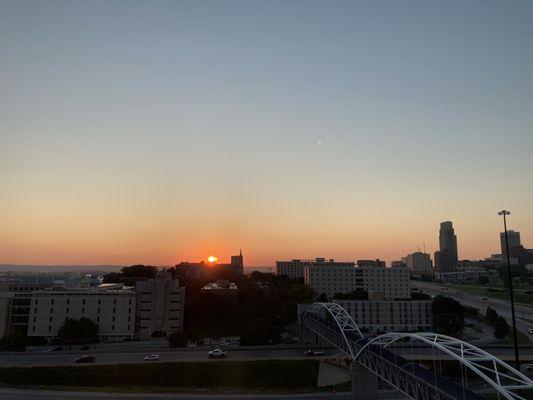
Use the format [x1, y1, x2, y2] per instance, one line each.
[207, 255, 218, 263]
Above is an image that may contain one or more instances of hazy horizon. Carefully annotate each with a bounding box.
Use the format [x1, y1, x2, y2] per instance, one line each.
[2, 0, 532, 266]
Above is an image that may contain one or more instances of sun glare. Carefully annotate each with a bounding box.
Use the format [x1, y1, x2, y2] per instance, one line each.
[207, 256, 218, 263]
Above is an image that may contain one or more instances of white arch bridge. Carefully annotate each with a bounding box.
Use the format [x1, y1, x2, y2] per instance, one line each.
[300, 302, 533, 400]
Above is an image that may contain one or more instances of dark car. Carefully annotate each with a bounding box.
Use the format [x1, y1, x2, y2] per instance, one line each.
[74, 355, 95, 363]
[79, 345, 90, 350]
[52, 346, 64, 351]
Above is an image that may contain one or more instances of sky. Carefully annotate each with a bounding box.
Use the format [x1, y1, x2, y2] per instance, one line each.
[1, 0, 532, 266]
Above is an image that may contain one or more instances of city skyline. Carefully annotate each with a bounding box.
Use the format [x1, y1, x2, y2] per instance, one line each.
[1, 1, 533, 266]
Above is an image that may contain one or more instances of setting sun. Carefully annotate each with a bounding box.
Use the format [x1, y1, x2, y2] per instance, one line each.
[207, 256, 218, 263]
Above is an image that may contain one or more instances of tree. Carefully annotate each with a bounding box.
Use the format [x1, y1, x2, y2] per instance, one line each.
[493, 316, 510, 340]
[58, 317, 99, 343]
[432, 296, 464, 335]
[486, 307, 498, 323]
[240, 318, 281, 346]
[316, 293, 329, 302]
[478, 276, 490, 285]
[0, 333, 27, 352]
[168, 331, 187, 347]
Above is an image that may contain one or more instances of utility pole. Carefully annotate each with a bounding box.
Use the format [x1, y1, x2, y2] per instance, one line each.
[498, 210, 520, 370]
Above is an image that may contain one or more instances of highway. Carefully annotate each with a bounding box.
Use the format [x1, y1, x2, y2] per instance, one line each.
[0, 347, 338, 367]
[0, 387, 408, 400]
[412, 281, 533, 337]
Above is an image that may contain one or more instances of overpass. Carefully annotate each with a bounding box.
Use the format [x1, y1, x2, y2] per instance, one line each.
[300, 302, 533, 400]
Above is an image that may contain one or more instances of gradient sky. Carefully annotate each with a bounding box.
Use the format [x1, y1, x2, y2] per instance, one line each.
[1, 0, 532, 266]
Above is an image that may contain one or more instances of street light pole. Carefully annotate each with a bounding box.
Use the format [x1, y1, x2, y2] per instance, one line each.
[498, 210, 520, 370]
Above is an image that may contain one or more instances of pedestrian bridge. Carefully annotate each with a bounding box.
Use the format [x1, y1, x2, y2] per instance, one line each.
[300, 302, 533, 400]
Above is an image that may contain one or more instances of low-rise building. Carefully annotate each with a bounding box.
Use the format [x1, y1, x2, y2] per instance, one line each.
[298, 300, 433, 333]
[27, 285, 136, 342]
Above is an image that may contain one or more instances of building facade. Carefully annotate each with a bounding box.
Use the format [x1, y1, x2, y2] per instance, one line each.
[405, 252, 433, 275]
[276, 258, 354, 280]
[304, 264, 410, 300]
[434, 221, 459, 273]
[501, 230, 521, 255]
[135, 271, 185, 340]
[298, 300, 433, 333]
[27, 285, 136, 342]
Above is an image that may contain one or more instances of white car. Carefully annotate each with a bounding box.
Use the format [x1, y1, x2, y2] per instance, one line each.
[143, 354, 160, 361]
[208, 348, 226, 359]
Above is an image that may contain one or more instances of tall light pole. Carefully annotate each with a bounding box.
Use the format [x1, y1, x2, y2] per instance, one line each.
[498, 210, 520, 370]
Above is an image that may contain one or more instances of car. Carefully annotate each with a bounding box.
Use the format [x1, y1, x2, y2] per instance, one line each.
[74, 355, 95, 363]
[144, 354, 160, 361]
[208, 348, 226, 359]
[528, 328, 533, 334]
[79, 345, 90, 351]
[52, 346, 64, 351]
[482, 297, 488, 301]
[304, 349, 325, 357]
[40, 348, 53, 352]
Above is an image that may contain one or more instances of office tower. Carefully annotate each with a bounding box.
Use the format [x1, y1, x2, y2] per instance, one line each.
[406, 252, 433, 275]
[434, 221, 458, 273]
[500, 230, 521, 255]
[230, 249, 244, 275]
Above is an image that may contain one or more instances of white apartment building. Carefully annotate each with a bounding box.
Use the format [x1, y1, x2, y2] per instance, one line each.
[135, 270, 185, 339]
[27, 285, 136, 342]
[333, 300, 433, 333]
[304, 265, 410, 300]
[405, 252, 433, 275]
[276, 258, 354, 280]
[298, 300, 432, 333]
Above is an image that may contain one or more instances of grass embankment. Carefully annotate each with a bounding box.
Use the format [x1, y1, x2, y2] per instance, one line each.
[0, 360, 321, 393]
[449, 283, 533, 306]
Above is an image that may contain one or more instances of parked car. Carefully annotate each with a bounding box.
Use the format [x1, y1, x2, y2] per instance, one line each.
[208, 348, 226, 359]
[528, 328, 533, 334]
[74, 355, 95, 363]
[144, 354, 160, 361]
[52, 346, 64, 351]
[304, 349, 325, 357]
[79, 345, 90, 351]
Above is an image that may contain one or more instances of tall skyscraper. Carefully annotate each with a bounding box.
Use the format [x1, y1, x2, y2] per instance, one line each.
[500, 230, 521, 255]
[434, 221, 458, 273]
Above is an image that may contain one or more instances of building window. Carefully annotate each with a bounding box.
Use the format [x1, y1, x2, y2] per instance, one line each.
[98, 299, 101, 305]
[82, 299, 86, 305]
[113, 299, 117, 305]
[113, 308, 116, 313]
[82, 308, 85, 314]
[48, 325, 51, 332]
[50, 308, 53, 314]
[51, 299, 54, 305]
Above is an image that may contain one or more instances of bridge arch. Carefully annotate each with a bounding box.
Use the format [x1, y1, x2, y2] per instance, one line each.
[354, 332, 533, 400]
[301, 302, 364, 358]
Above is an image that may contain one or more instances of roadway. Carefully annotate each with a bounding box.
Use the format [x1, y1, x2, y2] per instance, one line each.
[0, 387, 407, 400]
[1, 345, 533, 367]
[0, 347, 338, 367]
[412, 281, 533, 336]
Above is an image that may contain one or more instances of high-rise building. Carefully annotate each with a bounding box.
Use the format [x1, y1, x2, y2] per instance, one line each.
[500, 230, 521, 255]
[304, 264, 410, 300]
[230, 249, 244, 275]
[405, 252, 433, 275]
[276, 258, 354, 280]
[434, 221, 458, 273]
[135, 270, 186, 340]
